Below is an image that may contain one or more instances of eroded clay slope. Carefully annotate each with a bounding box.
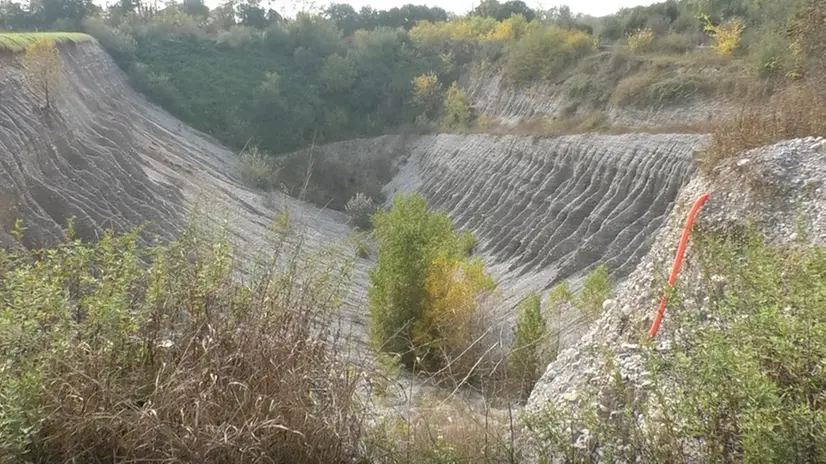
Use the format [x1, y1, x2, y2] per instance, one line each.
[0, 42, 371, 338]
[384, 133, 703, 346]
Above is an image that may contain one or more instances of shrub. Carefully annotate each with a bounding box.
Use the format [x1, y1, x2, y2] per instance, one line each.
[653, 32, 695, 54]
[0, 218, 366, 462]
[612, 69, 717, 108]
[458, 230, 478, 256]
[411, 72, 442, 120]
[509, 292, 549, 399]
[504, 26, 593, 84]
[369, 194, 497, 379]
[486, 14, 538, 41]
[238, 146, 278, 190]
[127, 62, 180, 109]
[626, 27, 654, 54]
[369, 194, 460, 365]
[749, 29, 797, 78]
[344, 192, 376, 230]
[82, 18, 137, 61]
[415, 256, 497, 373]
[703, 15, 744, 56]
[441, 82, 471, 132]
[699, 84, 826, 173]
[24, 38, 62, 109]
[217, 25, 262, 48]
[577, 264, 611, 320]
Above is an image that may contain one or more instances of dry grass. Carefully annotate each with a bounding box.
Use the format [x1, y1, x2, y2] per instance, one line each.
[0, 33, 94, 53]
[698, 84, 826, 174]
[366, 393, 518, 464]
[1, 215, 368, 463]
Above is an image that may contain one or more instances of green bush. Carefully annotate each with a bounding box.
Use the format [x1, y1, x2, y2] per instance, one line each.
[504, 25, 594, 84]
[82, 17, 137, 61]
[509, 292, 550, 399]
[369, 194, 460, 365]
[577, 264, 611, 320]
[216, 25, 262, 48]
[441, 82, 471, 131]
[369, 194, 497, 378]
[0, 218, 365, 462]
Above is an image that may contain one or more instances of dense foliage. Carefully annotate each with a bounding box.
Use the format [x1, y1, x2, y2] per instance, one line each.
[2, 0, 818, 156]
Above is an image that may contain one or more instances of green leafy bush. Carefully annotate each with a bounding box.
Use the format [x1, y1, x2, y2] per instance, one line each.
[369, 194, 497, 378]
[509, 292, 549, 399]
[369, 194, 460, 365]
[441, 82, 471, 131]
[504, 25, 593, 84]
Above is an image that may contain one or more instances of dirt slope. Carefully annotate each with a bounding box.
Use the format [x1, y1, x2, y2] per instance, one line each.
[0, 42, 373, 346]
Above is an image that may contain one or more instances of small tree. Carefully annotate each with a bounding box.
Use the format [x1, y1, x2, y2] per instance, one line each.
[24, 39, 63, 110]
[509, 292, 549, 398]
[411, 72, 442, 120]
[441, 82, 471, 132]
[702, 15, 744, 56]
[344, 192, 376, 230]
[369, 194, 459, 366]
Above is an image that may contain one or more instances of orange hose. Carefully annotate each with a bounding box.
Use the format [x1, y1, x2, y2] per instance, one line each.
[648, 193, 710, 339]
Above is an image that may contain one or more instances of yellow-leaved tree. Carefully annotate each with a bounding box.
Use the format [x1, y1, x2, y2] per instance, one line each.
[411, 72, 442, 121]
[24, 39, 63, 110]
[702, 14, 744, 56]
[413, 255, 496, 369]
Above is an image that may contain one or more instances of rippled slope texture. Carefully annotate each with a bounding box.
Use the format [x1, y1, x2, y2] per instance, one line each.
[0, 44, 188, 247]
[389, 134, 703, 285]
[0, 43, 353, 255]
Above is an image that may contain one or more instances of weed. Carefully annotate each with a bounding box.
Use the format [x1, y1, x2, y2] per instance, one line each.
[698, 84, 826, 173]
[238, 145, 279, 190]
[0, 33, 93, 53]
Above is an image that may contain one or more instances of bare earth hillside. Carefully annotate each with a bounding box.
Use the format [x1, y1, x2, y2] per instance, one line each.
[1, 41, 712, 395]
[0, 42, 374, 348]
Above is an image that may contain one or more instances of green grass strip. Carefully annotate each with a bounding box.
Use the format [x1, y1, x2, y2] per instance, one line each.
[0, 32, 95, 53]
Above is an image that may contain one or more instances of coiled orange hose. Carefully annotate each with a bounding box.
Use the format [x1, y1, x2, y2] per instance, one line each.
[648, 192, 710, 339]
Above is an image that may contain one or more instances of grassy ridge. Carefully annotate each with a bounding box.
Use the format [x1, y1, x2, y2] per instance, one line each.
[0, 32, 94, 52]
